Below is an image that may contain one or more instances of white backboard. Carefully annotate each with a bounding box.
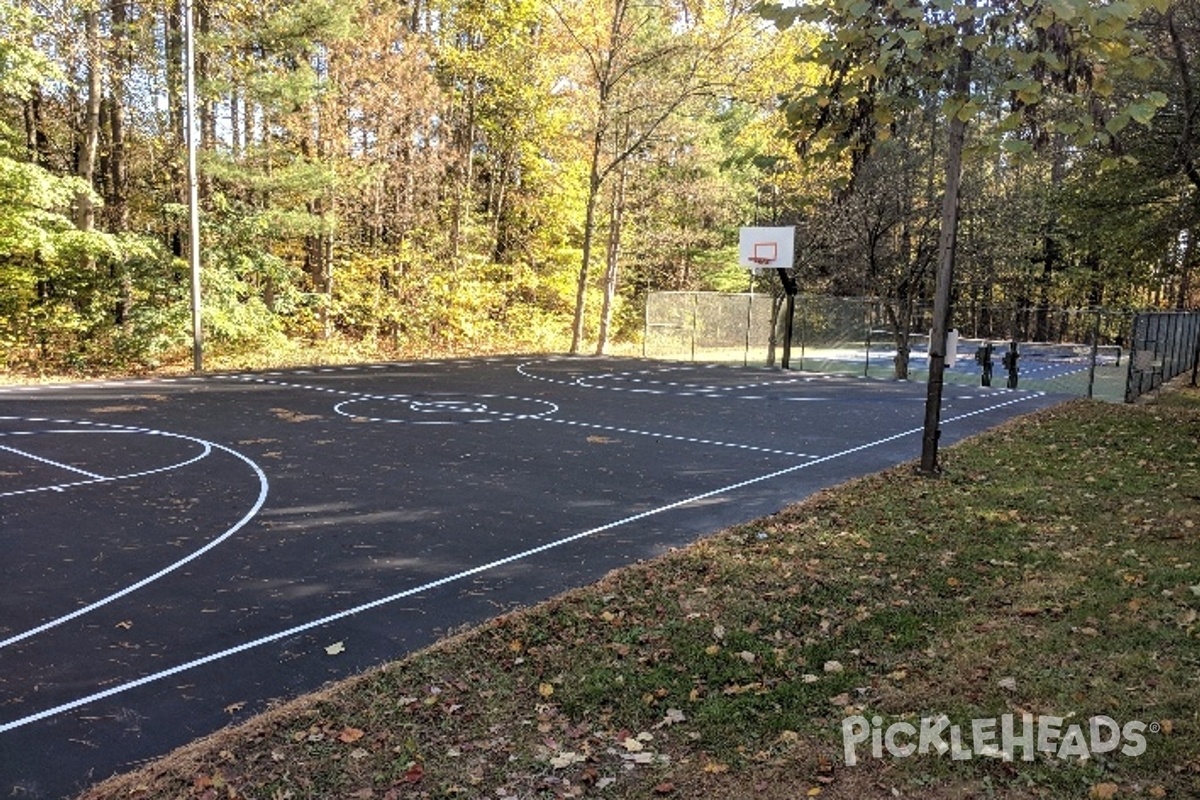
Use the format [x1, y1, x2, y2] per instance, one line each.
[738, 226, 795, 269]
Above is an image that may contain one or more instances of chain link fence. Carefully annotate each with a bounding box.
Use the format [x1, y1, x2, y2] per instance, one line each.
[1124, 311, 1200, 402]
[642, 292, 1198, 403]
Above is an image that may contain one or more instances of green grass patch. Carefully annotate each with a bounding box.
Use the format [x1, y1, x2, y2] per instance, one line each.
[78, 388, 1200, 799]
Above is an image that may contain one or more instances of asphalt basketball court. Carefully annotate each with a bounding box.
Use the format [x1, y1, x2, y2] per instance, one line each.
[0, 356, 1063, 798]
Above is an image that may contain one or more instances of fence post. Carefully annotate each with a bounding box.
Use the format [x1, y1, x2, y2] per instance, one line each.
[864, 299, 872, 378]
[1124, 313, 1139, 403]
[643, 293, 649, 359]
[1185, 311, 1195, 388]
[691, 293, 698, 362]
[1087, 307, 1100, 399]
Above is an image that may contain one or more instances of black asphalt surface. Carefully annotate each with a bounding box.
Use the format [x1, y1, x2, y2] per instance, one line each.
[0, 356, 1064, 798]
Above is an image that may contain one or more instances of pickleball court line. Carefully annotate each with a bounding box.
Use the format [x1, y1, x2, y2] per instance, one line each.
[0, 420, 270, 650]
[0, 443, 106, 479]
[0, 426, 214, 500]
[0, 391, 1041, 734]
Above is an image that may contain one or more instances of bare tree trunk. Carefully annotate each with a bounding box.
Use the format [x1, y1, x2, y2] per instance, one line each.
[75, 5, 102, 232]
[919, 39, 973, 476]
[165, 0, 186, 256]
[230, 88, 242, 158]
[571, 128, 605, 354]
[198, 0, 214, 201]
[1176, 214, 1195, 311]
[107, 0, 132, 325]
[596, 154, 628, 355]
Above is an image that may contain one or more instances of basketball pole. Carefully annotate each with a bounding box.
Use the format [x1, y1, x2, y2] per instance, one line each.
[184, 0, 203, 372]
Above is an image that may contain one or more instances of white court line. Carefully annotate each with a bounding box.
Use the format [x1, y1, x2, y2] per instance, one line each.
[0, 443, 106, 480]
[545, 418, 818, 460]
[0, 421, 270, 650]
[518, 360, 844, 397]
[0, 429, 211, 500]
[0, 391, 1043, 734]
[332, 394, 559, 425]
[224, 374, 562, 425]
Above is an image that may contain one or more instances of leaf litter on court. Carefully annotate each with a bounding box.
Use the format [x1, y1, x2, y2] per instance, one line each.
[76, 389, 1200, 799]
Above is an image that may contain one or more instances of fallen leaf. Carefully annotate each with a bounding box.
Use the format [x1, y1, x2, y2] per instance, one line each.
[270, 408, 322, 423]
[402, 763, 424, 784]
[549, 751, 585, 769]
[702, 760, 729, 774]
[654, 708, 686, 728]
[829, 693, 851, 706]
[538, 682, 555, 698]
[823, 660, 844, 673]
[997, 677, 1017, 691]
[115, 620, 133, 630]
[807, 789, 822, 797]
[1089, 783, 1119, 800]
[325, 641, 346, 656]
[338, 727, 365, 744]
[622, 737, 644, 752]
[653, 782, 675, 795]
[815, 755, 835, 783]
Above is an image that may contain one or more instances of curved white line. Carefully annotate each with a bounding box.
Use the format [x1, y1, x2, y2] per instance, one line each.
[0, 419, 270, 650]
[518, 359, 811, 396]
[0, 392, 1045, 734]
[332, 394, 559, 424]
[0, 428, 213, 499]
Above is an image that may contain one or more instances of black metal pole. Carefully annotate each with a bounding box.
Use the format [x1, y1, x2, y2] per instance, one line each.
[777, 267, 798, 370]
[1087, 307, 1101, 399]
[782, 293, 795, 369]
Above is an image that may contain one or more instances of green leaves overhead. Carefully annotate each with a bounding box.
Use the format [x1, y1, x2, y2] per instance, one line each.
[773, 0, 1164, 169]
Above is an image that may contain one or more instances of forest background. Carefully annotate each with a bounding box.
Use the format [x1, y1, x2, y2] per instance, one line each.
[1, 0, 1198, 377]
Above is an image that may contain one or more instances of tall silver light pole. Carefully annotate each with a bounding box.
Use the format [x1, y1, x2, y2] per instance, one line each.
[184, 0, 203, 371]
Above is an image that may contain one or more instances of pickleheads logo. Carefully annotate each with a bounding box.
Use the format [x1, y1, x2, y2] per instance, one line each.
[841, 714, 1151, 766]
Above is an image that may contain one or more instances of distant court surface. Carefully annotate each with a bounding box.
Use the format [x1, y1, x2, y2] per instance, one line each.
[0, 356, 1064, 798]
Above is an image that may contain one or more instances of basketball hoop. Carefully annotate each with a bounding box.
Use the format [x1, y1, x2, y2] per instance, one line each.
[738, 226, 794, 271]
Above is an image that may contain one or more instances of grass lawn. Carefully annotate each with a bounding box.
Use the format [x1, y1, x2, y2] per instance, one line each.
[79, 386, 1200, 800]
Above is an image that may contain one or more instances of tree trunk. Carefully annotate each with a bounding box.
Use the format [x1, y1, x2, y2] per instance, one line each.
[596, 155, 628, 355]
[198, 0, 214, 201]
[919, 42, 973, 476]
[75, 5, 102, 232]
[24, 88, 51, 166]
[108, 0, 132, 325]
[570, 124, 606, 354]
